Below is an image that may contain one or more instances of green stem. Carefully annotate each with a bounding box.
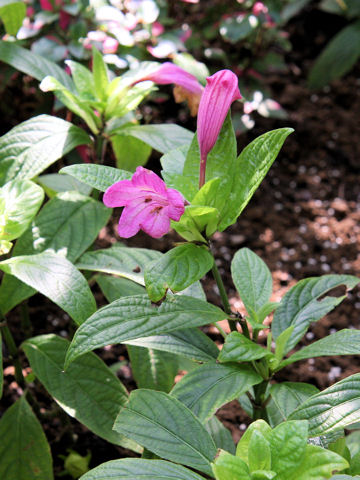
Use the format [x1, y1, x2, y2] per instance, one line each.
[211, 261, 237, 333]
[0, 319, 25, 389]
[252, 379, 269, 421]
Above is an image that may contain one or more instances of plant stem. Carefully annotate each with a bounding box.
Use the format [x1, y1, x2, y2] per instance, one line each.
[199, 153, 207, 189]
[211, 261, 237, 333]
[252, 379, 269, 421]
[0, 317, 25, 389]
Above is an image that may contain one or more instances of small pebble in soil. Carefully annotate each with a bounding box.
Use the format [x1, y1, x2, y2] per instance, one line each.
[306, 332, 315, 340]
[328, 366, 342, 382]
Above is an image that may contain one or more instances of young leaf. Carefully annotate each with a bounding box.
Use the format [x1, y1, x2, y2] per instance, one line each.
[65, 60, 95, 100]
[218, 332, 271, 363]
[0, 115, 91, 186]
[0, 41, 75, 91]
[289, 373, 360, 436]
[248, 430, 271, 472]
[273, 325, 294, 365]
[80, 458, 207, 480]
[111, 135, 152, 171]
[280, 329, 360, 367]
[125, 328, 219, 363]
[272, 275, 360, 353]
[212, 450, 251, 480]
[308, 21, 360, 89]
[220, 128, 293, 231]
[0, 0, 25, 35]
[65, 295, 225, 367]
[236, 420, 272, 463]
[0, 396, 53, 480]
[92, 46, 110, 101]
[111, 124, 193, 154]
[231, 248, 272, 314]
[127, 345, 178, 392]
[22, 334, 139, 451]
[60, 164, 132, 192]
[76, 245, 162, 284]
[113, 389, 217, 475]
[0, 251, 96, 325]
[205, 416, 236, 455]
[170, 362, 262, 423]
[268, 420, 308, 480]
[288, 445, 348, 479]
[0, 179, 44, 242]
[144, 243, 214, 302]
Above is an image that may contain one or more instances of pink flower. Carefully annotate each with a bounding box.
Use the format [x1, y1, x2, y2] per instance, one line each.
[252, 1, 268, 16]
[103, 167, 185, 238]
[103, 36, 119, 54]
[197, 70, 241, 187]
[134, 62, 203, 95]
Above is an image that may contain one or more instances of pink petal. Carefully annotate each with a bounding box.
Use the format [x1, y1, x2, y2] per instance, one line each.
[103, 180, 143, 207]
[140, 206, 171, 238]
[131, 166, 167, 195]
[117, 201, 154, 238]
[197, 70, 241, 160]
[135, 62, 203, 95]
[166, 188, 185, 221]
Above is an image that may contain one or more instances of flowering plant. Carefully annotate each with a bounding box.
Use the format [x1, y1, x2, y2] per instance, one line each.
[0, 65, 359, 480]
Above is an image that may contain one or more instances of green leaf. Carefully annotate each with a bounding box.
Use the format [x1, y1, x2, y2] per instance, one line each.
[0, 179, 44, 242]
[289, 373, 360, 436]
[231, 248, 272, 314]
[97, 274, 145, 301]
[0, 396, 53, 480]
[111, 135, 152, 171]
[40, 77, 100, 134]
[80, 458, 207, 480]
[116, 124, 194, 154]
[172, 205, 219, 242]
[0, 191, 109, 314]
[0, 251, 96, 325]
[218, 332, 271, 363]
[0, 115, 91, 186]
[236, 420, 272, 463]
[125, 328, 219, 363]
[92, 47, 109, 101]
[288, 445, 348, 479]
[281, 329, 360, 367]
[0, 0, 25, 35]
[267, 382, 320, 425]
[272, 275, 360, 353]
[127, 345, 178, 392]
[37, 173, 92, 197]
[113, 389, 217, 475]
[60, 164, 132, 192]
[0, 41, 75, 92]
[65, 294, 225, 367]
[76, 245, 162, 285]
[0, 331, 2, 398]
[268, 420, 308, 480]
[65, 60, 95, 100]
[22, 334, 139, 451]
[219, 14, 256, 43]
[170, 362, 262, 423]
[212, 450, 251, 480]
[273, 325, 294, 366]
[308, 21, 360, 89]
[145, 244, 213, 302]
[204, 416, 236, 454]
[248, 430, 271, 472]
[220, 128, 293, 231]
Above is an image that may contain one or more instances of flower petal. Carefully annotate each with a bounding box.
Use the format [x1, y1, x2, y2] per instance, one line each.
[166, 188, 185, 221]
[103, 179, 141, 207]
[131, 166, 167, 195]
[117, 201, 155, 238]
[140, 206, 171, 238]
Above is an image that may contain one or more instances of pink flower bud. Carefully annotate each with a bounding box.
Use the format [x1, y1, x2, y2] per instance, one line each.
[197, 70, 241, 187]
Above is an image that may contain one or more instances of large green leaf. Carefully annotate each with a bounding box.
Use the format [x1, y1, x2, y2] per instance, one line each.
[97, 274, 145, 300]
[37, 173, 92, 197]
[280, 329, 360, 367]
[125, 328, 219, 363]
[171, 362, 262, 423]
[22, 334, 139, 451]
[113, 389, 216, 475]
[205, 416, 236, 455]
[0, 179, 44, 242]
[112, 124, 194, 154]
[0, 115, 91, 186]
[0, 0, 25, 35]
[80, 459, 207, 480]
[0, 41, 75, 91]
[76, 245, 161, 285]
[0, 191, 109, 314]
[271, 275, 360, 353]
[144, 243, 213, 302]
[218, 332, 272, 363]
[60, 164, 132, 192]
[111, 134, 152, 171]
[288, 445, 348, 480]
[0, 395, 53, 480]
[308, 21, 360, 89]
[231, 248, 272, 315]
[127, 344, 178, 392]
[64, 294, 225, 367]
[0, 251, 96, 325]
[289, 373, 360, 436]
[220, 128, 293, 231]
